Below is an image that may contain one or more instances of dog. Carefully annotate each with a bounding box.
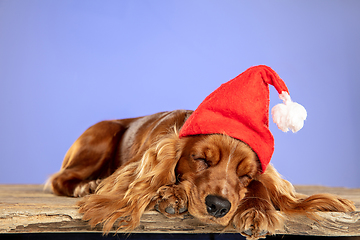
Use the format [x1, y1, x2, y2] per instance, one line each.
[49, 109, 355, 239]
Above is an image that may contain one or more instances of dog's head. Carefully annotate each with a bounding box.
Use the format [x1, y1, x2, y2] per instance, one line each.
[176, 134, 260, 226]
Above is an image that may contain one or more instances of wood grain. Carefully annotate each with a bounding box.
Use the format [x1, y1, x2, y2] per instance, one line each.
[0, 185, 359, 236]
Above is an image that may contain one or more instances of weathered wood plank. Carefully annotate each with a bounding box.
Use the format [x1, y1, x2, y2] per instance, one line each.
[0, 185, 359, 236]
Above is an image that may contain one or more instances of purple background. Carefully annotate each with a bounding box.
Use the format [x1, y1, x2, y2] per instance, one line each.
[1, 1, 359, 187]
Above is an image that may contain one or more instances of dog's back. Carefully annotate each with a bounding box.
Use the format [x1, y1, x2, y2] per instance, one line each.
[49, 109, 192, 197]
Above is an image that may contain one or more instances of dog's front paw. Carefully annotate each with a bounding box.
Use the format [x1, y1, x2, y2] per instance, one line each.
[233, 207, 284, 240]
[154, 185, 188, 218]
[233, 195, 285, 240]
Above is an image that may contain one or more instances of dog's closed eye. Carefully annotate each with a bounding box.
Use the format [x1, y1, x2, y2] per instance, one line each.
[239, 175, 252, 186]
[191, 154, 210, 170]
[195, 158, 209, 171]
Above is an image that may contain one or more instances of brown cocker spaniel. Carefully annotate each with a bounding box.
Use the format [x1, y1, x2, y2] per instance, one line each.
[49, 110, 355, 239]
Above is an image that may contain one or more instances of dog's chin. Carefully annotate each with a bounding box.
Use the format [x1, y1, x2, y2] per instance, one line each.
[192, 212, 233, 227]
[187, 205, 234, 227]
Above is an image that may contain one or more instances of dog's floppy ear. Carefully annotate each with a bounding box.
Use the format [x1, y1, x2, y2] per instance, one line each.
[78, 128, 182, 233]
[257, 165, 356, 214]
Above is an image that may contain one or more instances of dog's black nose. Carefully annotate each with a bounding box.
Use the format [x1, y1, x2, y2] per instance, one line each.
[205, 195, 231, 218]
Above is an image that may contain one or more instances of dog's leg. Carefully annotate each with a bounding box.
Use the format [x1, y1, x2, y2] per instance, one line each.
[50, 120, 127, 197]
[233, 180, 284, 239]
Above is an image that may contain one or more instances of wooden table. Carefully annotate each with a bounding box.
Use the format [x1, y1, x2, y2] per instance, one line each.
[0, 185, 359, 237]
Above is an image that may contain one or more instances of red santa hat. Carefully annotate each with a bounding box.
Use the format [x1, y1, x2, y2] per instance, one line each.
[179, 65, 307, 173]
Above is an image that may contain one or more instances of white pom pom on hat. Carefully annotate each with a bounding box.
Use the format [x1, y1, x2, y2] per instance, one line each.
[179, 65, 307, 173]
[272, 91, 307, 133]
